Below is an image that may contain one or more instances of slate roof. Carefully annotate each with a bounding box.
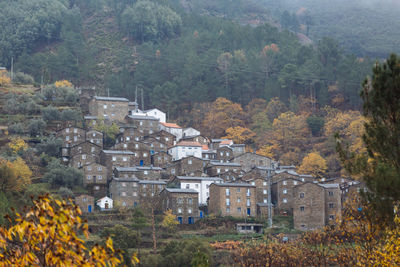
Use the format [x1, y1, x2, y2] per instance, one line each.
[94, 96, 129, 102]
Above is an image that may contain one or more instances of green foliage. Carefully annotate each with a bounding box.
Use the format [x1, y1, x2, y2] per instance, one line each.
[60, 109, 82, 122]
[3, 94, 41, 115]
[27, 119, 47, 137]
[121, 0, 182, 42]
[8, 123, 25, 135]
[43, 158, 83, 189]
[306, 115, 325, 136]
[101, 224, 139, 251]
[338, 54, 400, 224]
[0, 192, 12, 226]
[42, 106, 61, 122]
[12, 72, 35, 84]
[41, 85, 78, 105]
[57, 186, 75, 199]
[94, 120, 120, 148]
[36, 136, 63, 157]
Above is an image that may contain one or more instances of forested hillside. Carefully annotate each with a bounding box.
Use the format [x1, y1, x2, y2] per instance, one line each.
[261, 0, 400, 58]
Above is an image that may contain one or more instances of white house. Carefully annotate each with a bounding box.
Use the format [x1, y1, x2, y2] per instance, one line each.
[182, 127, 200, 138]
[96, 196, 113, 210]
[168, 141, 202, 161]
[159, 122, 183, 140]
[143, 108, 166, 123]
[174, 176, 223, 205]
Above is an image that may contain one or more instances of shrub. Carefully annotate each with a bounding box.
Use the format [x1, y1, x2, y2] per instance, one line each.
[12, 72, 34, 84]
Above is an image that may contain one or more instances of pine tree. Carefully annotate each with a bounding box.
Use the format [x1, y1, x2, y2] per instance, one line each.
[338, 54, 400, 224]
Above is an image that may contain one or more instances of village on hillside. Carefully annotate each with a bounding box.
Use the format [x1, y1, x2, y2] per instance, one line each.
[55, 87, 365, 231]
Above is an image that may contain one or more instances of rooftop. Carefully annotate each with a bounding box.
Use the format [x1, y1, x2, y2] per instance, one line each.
[112, 177, 139, 182]
[176, 176, 223, 181]
[213, 183, 256, 187]
[208, 161, 241, 167]
[160, 122, 182, 129]
[102, 150, 135, 155]
[139, 180, 167, 185]
[319, 183, 340, 189]
[127, 115, 159, 121]
[164, 188, 198, 193]
[115, 167, 138, 172]
[94, 96, 129, 102]
[174, 141, 202, 147]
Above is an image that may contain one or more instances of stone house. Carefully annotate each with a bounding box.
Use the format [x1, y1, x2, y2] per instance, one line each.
[168, 141, 203, 161]
[147, 130, 176, 147]
[159, 122, 183, 140]
[209, 183, 257, 217]
[100, 150, 135, 178]
[78, 87, 96, 115]
[135, 166, 164, 180]
[181, 135, 209, 145]
[75, 194, 95, 213]
[205, 162, 241, 177]
[293, 183, 342, 230]
[89, 96, 129, 122]
[113, 167, 138, 179]
[216, 146, 234, 163]
[84, 115, 98, 130]
[82, 163, 108, 198]
[86, 130, 103, 147]
[138, 180, 167, 205]
[109, 177, 140, 208]
[113, 141, 151, 166]
[69, 153, 98, 169]
[116, 125, 140, 144]
[182, 127, 200, 138]
[70, 141, 102, 160]
[232, 152, 274, 172]
[142, 136, 168, 155]
[166, 156, 205, 177]
[218, 170, 244, 183]
[125, 115, 159, 137]
[160, 188, 199, 224]
[271, 175, 304, 215]
[170, 176, 223, 206]
[56, 127, 86, 148]
[230, 144, 246, 157]
[209, 139, 232, 150]
[202, 147, 217, 161]
[245, 177, 270, 207]
[151, 151, 172, 167]
[96, 196, 113, 210]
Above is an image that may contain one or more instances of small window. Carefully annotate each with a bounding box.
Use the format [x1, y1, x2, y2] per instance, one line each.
[329, 191, 334, 196]
[188, 159, 192, 165]
[142, 184, 147, 188]
[329, 215, 335, 220]
[122, 183, 126, 187]
[237, 188, 241, 193]
[329, 203, 334, 209]
[246, 199, 251, 207]
[225, 188, 230, 196]
[143, 153, 148, 157]
[133, 182, 138, 187]
[283, 181, 287, 185]
[237, 207, 241, 213]
[87, 175, 91, 180]
[103, 104, 107, 109]
[126, 137, 130, 141]
[121, 192, 126, 196]
[144, 170, 149, 175]
[263, 181, 267, 186]
[188, 208, 192, 214]
[226, 198, 230, 206]
[66, 128, 70, 133]
[300, 206, 305, 212]
[171, 169, 175, 174]
[226, 207, 230, 213]
[263, 198, 267, 203]
[139, 121, 143, 126]
[73, 128, 78, 133]
[178, 208, 182, 214]
[294, 181, 298, 185]
[263, 189, 267, 195]
[94, 186, 100, 190]
[186, 184, 190, 189]
[237, 197, 241, 203]
[66, 136, 70, 141]
[165, 137, 169, 141]
[112, 156, 116, 161]
[135, 144, 139, 149]
[217, 168, 221, 174]
[195, 184, 199, 189]
[251, 181, 255, 186]
[82, 154, 86, 160]
[283, 198, 287, 203]
[123, 157, 127, 162]
[87, 166, 92, 171]
[98, 175, 102, 180]
[178, 198, 183, 204]
[283, 189, 287, 194]
[133, 192, 137, 196]
[97, 166, 102, 171]
[111, 104, 115, 108]
[188, 198, 193, 204]
[300, 192, 305, 198]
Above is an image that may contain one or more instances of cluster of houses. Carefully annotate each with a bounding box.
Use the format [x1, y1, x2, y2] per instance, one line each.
[61, 88, 364, 231]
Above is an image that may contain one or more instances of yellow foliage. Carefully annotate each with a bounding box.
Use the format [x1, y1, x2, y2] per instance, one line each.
[0, 195, 127, 266]
[298, 152, 327, 177]
[257, 145, 276, 159]
[7, 137, 28, 154]
[0, 70, 11, 86]
[54, 80, 73, 88]
[161, 209, 179, 231]
[223, 126, 255, 144]
[6, 157, 32, 191]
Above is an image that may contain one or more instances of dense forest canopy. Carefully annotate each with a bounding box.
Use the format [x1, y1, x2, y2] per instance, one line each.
[0, 0, 384, 120]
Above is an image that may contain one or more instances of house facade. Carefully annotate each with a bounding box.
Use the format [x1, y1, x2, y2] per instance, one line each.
[168, 141, 202, 161]
[232, 152, 273, 172]
[89, 96, 129, 122]
[160, 188, 199, 224]
[75, 194, 95, 213]
[109, 177, 140, 208]
[100, 150, 135, 178]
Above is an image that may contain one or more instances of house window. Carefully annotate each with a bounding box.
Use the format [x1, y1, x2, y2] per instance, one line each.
[283, 198, 288, 203]
[122, 183, 126, 187]
[83, 197, 87, 202]
[178, 208, 182, 214]
[98, 176, 102, 180]
[217, 168, 221, 174]
[188, 208, 192, 214]
[139, 121, 143, 126]
[111, 113, 115, 117]
[246, 188, 251, 196]
[237, 197, 241, 203]
[300, 193, 305, 198]
[144, 171, 149, 175]
[329, 215, 335, 220]
[263, 198, 267, 203]
[178, 198, 183, 204]
[220, 152, 223, 156]
[294, 181, 298, 185]
[283, 189, 287, 194]
[133, 192, 137, 196]
[188, 198, 193, 204]
[66, 136, 70, 141]
[126, 137, 130, 141]
[263, 189, 267, 195]
[226, 198, 230, 206]
[188, 159, 192, 165]
[142, 193, 146, 197]
[94, 186, 100, 190]
[103, 104, 107, 109]
[97, 166, 102, 171]
[226, 207, 230, 213]
[237, 207, 241, 213]
[301, 178, 305, 182]
[251, 181, 255, 186]
[329, 203, 334, 209]
[226, 152, 230, 156]
[73, 128, 77, 133]
[237, 188, 241, 193]
[82, 155, 86, 160]
[300, 206, 305, 212]
[225, 188, 230, 196]
[143, 153, 148, 157]
[329, 191, 334, 196]
[135, 144, 139, 149]
[87, 175, 91, 180]
[186, 184, 190, 189]
[121, 192, 126, 197]
[74, 136, 78, 142]
[135, 137, 139, 141]
[142, 184, 147, 188]
[66, 128, 70, 133]
[91, 147, 95, 153]
[112, 156, 116, 161]
[283, 181, 287, 185]
[263, 181, 267, 186]
[123, 157, 127, 162]
[246, 199, 251, 207]
[171, 169, 175, 174]
[133, 182, 138, 187]
[111, 104, 115, 108]
[165, 137, 169, 141]
[87, 166, 92, 171]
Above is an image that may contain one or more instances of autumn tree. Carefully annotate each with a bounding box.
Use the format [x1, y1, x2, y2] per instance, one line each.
[298, 152, 327, 177]
[265, 97, 287, 122]
[338, 54, 400, 224]
[7, 137, 28, 154]
[202, 98, 245, 138]
[223, 126, 255, 145]
[260, 43, 279, 83]
[0, 195, 130, 266]
[161, 209, 179, 232]
[54, 79, 73, 88]
[0, 158, 32, 192]
[0, 69, 10, 86]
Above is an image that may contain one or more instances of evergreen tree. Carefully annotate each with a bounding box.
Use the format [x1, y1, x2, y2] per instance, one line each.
[338, 54, 400, 224]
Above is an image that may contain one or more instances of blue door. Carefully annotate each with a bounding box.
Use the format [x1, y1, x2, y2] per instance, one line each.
[247, 208, 251, 216]
[178, 217, 183, 224]
[88, 205, 92, 213]
[140, 160, 144, 166]
[200, 211, 203, 218]
[188, 217, 193, 224]
[151, 150, 154, 155]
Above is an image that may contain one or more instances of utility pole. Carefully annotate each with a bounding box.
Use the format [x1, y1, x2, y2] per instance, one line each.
[10, 57, 14, 81]
[267, 166, 273, 228]
[135, 86, 138, 112]
[141, 88, 144, 111]
[107, 88, 110, 97]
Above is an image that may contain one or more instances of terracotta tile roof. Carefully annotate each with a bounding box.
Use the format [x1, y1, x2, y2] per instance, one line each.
[202, 144, 209, 150]
[176, 141, 202, 147]
[220, 139, 233, 145]
[160, 122, 182, 129]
